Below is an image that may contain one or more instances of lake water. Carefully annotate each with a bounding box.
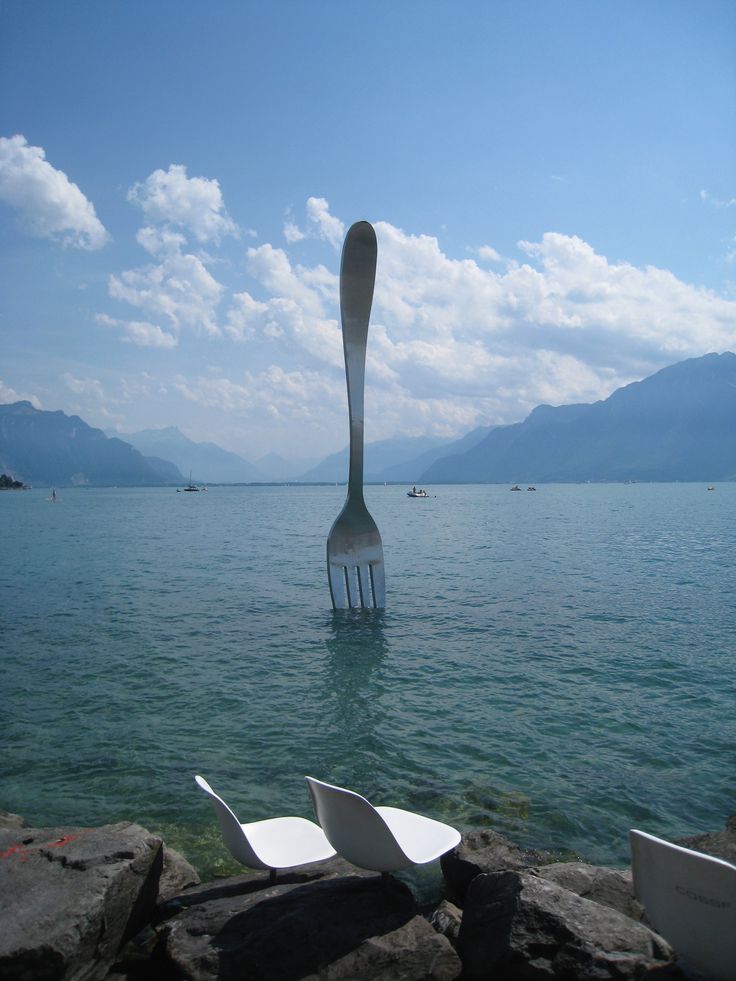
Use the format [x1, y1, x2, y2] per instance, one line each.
[2, 483, 734, 895]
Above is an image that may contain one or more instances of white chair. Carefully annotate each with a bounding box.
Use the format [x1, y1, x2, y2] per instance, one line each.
[629, 828, 736, 981]
[305, 776, 461, 873]
[195, 775, 336, 882]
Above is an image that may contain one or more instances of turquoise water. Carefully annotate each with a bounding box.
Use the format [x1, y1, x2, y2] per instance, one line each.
[2, 483, 734, 890]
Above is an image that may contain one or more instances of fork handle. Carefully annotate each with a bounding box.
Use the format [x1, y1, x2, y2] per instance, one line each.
[340, 221, 377, 499]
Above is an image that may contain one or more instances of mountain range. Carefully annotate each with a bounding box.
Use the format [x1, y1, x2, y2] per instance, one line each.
[0, 402, 184, 486]
[420, 352, 736, 483]
[1, 352, 734, 486]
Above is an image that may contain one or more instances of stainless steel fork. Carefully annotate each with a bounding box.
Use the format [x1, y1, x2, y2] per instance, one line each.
[326, 221, 386, 609]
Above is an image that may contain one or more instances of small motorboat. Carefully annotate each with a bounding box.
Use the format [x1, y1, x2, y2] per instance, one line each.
[407, 487, 429, 498]
[510, 485, 521, 491]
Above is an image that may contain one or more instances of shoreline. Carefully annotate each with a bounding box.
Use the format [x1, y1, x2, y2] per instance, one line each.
[3, 808, 733, 979]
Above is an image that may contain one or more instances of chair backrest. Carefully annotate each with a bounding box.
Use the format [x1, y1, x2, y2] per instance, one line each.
[630, 829, 736, 981]
[305, 776, 411, 872]
[194, 775, 264, 869]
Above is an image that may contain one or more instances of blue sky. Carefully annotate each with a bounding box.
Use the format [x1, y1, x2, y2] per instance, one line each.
[1, 0, 734, 463]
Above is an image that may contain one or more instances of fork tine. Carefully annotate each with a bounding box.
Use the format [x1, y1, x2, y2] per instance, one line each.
[369, 561, 385, 608]
[328, 562, 347, 610]
[328, 559, 385, 610]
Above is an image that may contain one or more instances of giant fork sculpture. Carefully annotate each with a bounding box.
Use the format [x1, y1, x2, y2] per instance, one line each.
[326, 221, 386, 609]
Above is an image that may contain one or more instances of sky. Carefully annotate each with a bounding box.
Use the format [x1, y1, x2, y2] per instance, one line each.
[1, 0, 735, 464]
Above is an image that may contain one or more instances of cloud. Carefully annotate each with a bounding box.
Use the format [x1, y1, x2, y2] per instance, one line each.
[284, 220, 305, 244]
[281, 196, 346, 249]
[0, 135, 108, 249]
[108, 252, 225, 336]
[127, 164, 238, 244]
[174, 366, 345, 438]
[699, 188, 736, 209]
[0, 380, 42, 408]
[136, 225, 187, 257]
[93, 191, 736, 456]
[221, 203, 736, 445]
[63, 372, 106, 400]
[476, 245, 503, 262]
[97, 313, 178, 348]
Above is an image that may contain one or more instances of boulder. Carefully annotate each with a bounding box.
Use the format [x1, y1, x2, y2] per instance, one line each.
[457, 870, 678, 979]
[534, 863, 645, 922]
[157, 872, 461, 980]
[676, 813, 736, 865]
[429, 899, 462, 947]
[156, 853, 373, 922]
[157, 844, 200, 903]
[0, 810, 27, 829]
[0, 822, 163, 981]
[440, 828, 554, 904]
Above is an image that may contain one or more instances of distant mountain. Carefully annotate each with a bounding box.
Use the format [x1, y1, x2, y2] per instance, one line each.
[299, 434, 456, 483]
[376, 425, 496, 483]
[116, 426, 263, 483]
[421, 352, 736, 483]
[0, 402, 184, 486]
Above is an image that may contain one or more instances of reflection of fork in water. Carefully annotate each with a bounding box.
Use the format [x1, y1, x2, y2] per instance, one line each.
[326, 220, 385, 609]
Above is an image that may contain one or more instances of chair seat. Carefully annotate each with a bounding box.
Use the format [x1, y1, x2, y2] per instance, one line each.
[243, 815, 337, 869]
[375, 806, 461, 864]
[195, 775, 336, 874]
[305, 776, 461, 873]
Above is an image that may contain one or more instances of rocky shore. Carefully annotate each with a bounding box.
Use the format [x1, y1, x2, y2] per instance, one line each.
[2, 807, 733, 980]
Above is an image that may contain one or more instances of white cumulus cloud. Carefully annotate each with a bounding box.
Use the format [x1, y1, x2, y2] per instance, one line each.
[127, 164, 238, 244]
[62, 373, 106, 400]
[281, 196, 346, 249]
[0, 135, 108, 249]
[108, 253, 224, 336]
[0, 380, 42, 408]
[221, 201, 736, 445]
[96, 313, 178, 348]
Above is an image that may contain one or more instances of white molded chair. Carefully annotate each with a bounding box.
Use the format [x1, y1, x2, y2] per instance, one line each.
[305, 776, 461, 873]
[629, 828, 736, 981]
[195, 775, 336, 882]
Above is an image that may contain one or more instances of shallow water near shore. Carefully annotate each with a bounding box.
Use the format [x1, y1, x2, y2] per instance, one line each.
[2, 483, 734, 899]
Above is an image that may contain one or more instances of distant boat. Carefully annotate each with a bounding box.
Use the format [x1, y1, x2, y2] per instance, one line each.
[510, 485, 522, 491]
[407, 486, 428, 498]
[527, 486, 536, 491]
[707, 485, 715, 491]
[181, 472, 202, 492]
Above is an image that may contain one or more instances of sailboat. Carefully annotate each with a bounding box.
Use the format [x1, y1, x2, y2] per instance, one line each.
[182, 471, 200, 492]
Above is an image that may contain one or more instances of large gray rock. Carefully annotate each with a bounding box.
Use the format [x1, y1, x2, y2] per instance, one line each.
[534, 863, 645, 922]
[676, 813, 736, 864]
[156, 853, 373, 922]
[0, 822, 163, 981]
[440, 829, 554, 904]
[457, 870, 678, 979]
[157, 844, 200, 903]
[0, 810, 28, 829]
[158, 872, 461, 980]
